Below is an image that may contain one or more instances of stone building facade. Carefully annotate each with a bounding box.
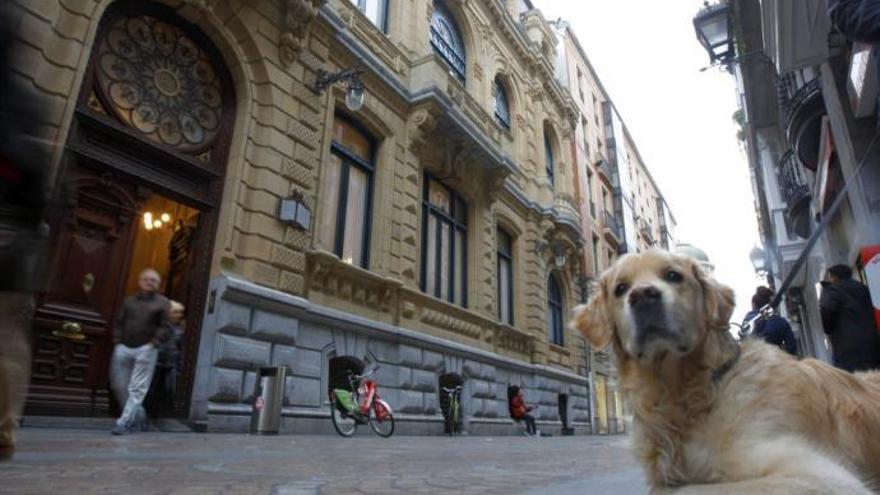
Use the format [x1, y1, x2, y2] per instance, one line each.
[729, 0, 880, 362]
[554, 21, 677, 434]
[14, 0, 593, 434]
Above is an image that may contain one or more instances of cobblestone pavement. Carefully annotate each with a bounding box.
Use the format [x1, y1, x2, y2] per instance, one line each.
[1, 428, 647, 494]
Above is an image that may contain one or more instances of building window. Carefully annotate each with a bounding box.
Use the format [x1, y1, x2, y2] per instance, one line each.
[497, 228, 514, 324]
[592, 236, 600, 275]
[548, 273, 564, 346]
[348, 0, 388, 32]
[430, 0, 466, 81]
[577, 68, 585, 103]
[319, 117, 375, 267]
[494, 76, 511, 129]
[581, 117, 590, 156]
[421, 175, 468, 306]
[544, 129, 555, 186]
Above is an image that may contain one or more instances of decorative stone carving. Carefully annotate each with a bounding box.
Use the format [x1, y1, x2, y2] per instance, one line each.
[407, 107, 441, 153]
[279, 0, 327, 68]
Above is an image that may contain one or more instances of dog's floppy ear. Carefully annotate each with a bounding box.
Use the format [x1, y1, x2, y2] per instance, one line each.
[570, 281, 613, 349]
[691, 261, 735, 331]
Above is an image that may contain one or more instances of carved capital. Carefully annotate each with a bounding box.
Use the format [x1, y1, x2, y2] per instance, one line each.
[280, 0, 327, 68]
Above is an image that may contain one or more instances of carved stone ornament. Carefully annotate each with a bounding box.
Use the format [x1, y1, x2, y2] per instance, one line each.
[279, 0, 327, 67]
[95, 14, 226, 152]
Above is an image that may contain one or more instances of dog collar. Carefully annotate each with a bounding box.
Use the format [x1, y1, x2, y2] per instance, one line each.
[712, 343, 741, 383]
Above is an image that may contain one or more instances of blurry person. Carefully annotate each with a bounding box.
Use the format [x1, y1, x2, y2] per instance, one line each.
[110, 269, 170, 435]
[0, 3, 52, 461]
[827, 0, 880, 43]
[742, 287, 798, 356]
[510, 387, 539, 437]
[145, 301, 184, 422]
[820, 264, 880, 372]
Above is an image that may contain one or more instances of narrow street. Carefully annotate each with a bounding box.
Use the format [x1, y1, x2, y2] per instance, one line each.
[1, 428, 647, 494]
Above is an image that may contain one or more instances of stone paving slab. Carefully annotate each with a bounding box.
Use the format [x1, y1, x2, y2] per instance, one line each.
[0, 428, 648, 494]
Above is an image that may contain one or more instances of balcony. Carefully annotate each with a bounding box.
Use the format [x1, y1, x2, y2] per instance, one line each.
[778, 150, 813, 239]
[601, 210, 622, 246]
[778, 74, 825, 171]
[594, 153, 615, 187]
[637, 217, 654, 245]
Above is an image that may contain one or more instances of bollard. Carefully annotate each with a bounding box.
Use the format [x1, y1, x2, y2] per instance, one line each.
[250, 366, 287, 435]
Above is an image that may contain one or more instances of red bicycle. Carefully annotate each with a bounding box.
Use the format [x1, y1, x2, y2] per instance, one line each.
[329, 365, 395, 438]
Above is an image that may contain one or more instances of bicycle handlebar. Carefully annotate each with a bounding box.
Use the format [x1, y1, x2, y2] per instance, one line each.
[441, 386, 462, 393]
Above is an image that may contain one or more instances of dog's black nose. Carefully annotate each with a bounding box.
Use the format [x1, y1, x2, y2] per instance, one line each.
[629, 286, 662, 306]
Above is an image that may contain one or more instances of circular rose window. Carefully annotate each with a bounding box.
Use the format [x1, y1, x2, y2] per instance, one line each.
[95, 15, 225, 152]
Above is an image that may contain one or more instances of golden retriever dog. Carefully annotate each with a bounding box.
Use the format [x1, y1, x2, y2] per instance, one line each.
[571, 250, 880, 494]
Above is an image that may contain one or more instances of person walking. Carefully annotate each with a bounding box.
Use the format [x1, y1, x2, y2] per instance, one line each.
[820, 264, 880, 372]
[110, 269, 170, 435]
[510, 387, 539, 437]
[742, 287, 798, 356]
[0, 2, 52, 461]
[145, 301, 184, 422]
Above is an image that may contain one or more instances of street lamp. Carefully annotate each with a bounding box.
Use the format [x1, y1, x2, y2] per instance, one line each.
[749, 246, 767, 275]
[693, 1, 734, 66]
[311, 67, 365, 112]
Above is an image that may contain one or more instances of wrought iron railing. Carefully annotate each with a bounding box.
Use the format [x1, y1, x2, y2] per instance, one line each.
[777, 73, 821, 128]
[637, 217, 654, 243]
[602, 210, 622, 240]
[595, 154, 616, 183]
[778, 150, 811, 206]
[430, 27, 466, 80]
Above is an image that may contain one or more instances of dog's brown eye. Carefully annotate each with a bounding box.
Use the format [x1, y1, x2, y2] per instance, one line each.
[665, 270, 684, 283]
[614, 283, 629, 297]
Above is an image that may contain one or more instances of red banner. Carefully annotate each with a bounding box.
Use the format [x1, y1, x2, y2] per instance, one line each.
[859, 246, 880, 331]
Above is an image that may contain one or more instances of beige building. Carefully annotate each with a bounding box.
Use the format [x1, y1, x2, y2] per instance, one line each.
[13, 0, 599, 434]
[554, 20, 677, 434]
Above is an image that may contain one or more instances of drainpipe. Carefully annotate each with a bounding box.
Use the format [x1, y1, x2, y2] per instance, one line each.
[582, 337, 595, 434]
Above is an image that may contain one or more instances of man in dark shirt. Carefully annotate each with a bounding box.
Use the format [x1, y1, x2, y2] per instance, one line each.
[820, 264, 880, 372]
[110, 269, 170, 435]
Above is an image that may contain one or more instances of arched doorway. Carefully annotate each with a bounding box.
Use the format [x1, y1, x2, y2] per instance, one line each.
[26, 2, 235, 418]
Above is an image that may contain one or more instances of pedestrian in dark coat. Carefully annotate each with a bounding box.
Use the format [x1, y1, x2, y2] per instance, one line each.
[820, 265, 880, 372]
[743, 287, 798, 356]
[145, 301, 184, 420]
[827, 0, 880, 43]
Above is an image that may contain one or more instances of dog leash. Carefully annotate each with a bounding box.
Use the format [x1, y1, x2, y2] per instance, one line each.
[747, 129, 880, 330]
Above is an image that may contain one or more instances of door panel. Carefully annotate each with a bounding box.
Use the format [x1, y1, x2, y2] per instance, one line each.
[26, 169, 139, 417]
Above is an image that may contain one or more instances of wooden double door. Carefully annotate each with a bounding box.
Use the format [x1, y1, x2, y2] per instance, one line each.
[26, 165, 207, 418]
[24, 1, 235, 418]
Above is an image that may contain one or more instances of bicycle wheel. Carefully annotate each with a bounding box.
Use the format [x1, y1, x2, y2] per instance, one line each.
[330, 399, 357, 437]
[445, 400, 455, 437]
[370, 403, 395, 438]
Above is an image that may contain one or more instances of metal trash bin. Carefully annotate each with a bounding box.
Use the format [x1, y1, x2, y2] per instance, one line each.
[250, 366, 287, 435]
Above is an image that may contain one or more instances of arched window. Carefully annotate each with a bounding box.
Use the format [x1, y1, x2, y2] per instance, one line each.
[430, 0, 466, 81]
[494, 76, 511, 129]
[547, 273, 564, 346]
[544, 129, 555, 186]
[318, 116, 375, 268]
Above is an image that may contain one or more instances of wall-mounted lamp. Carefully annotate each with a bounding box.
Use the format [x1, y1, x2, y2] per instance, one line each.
[693, 1, 734, 66]
[749, 245, 768, 276]
[278, 190, 311, 231]
[311, 67, 365, 112]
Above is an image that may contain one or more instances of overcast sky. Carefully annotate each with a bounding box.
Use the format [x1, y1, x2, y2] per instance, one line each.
[537, 0, 762, 324]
